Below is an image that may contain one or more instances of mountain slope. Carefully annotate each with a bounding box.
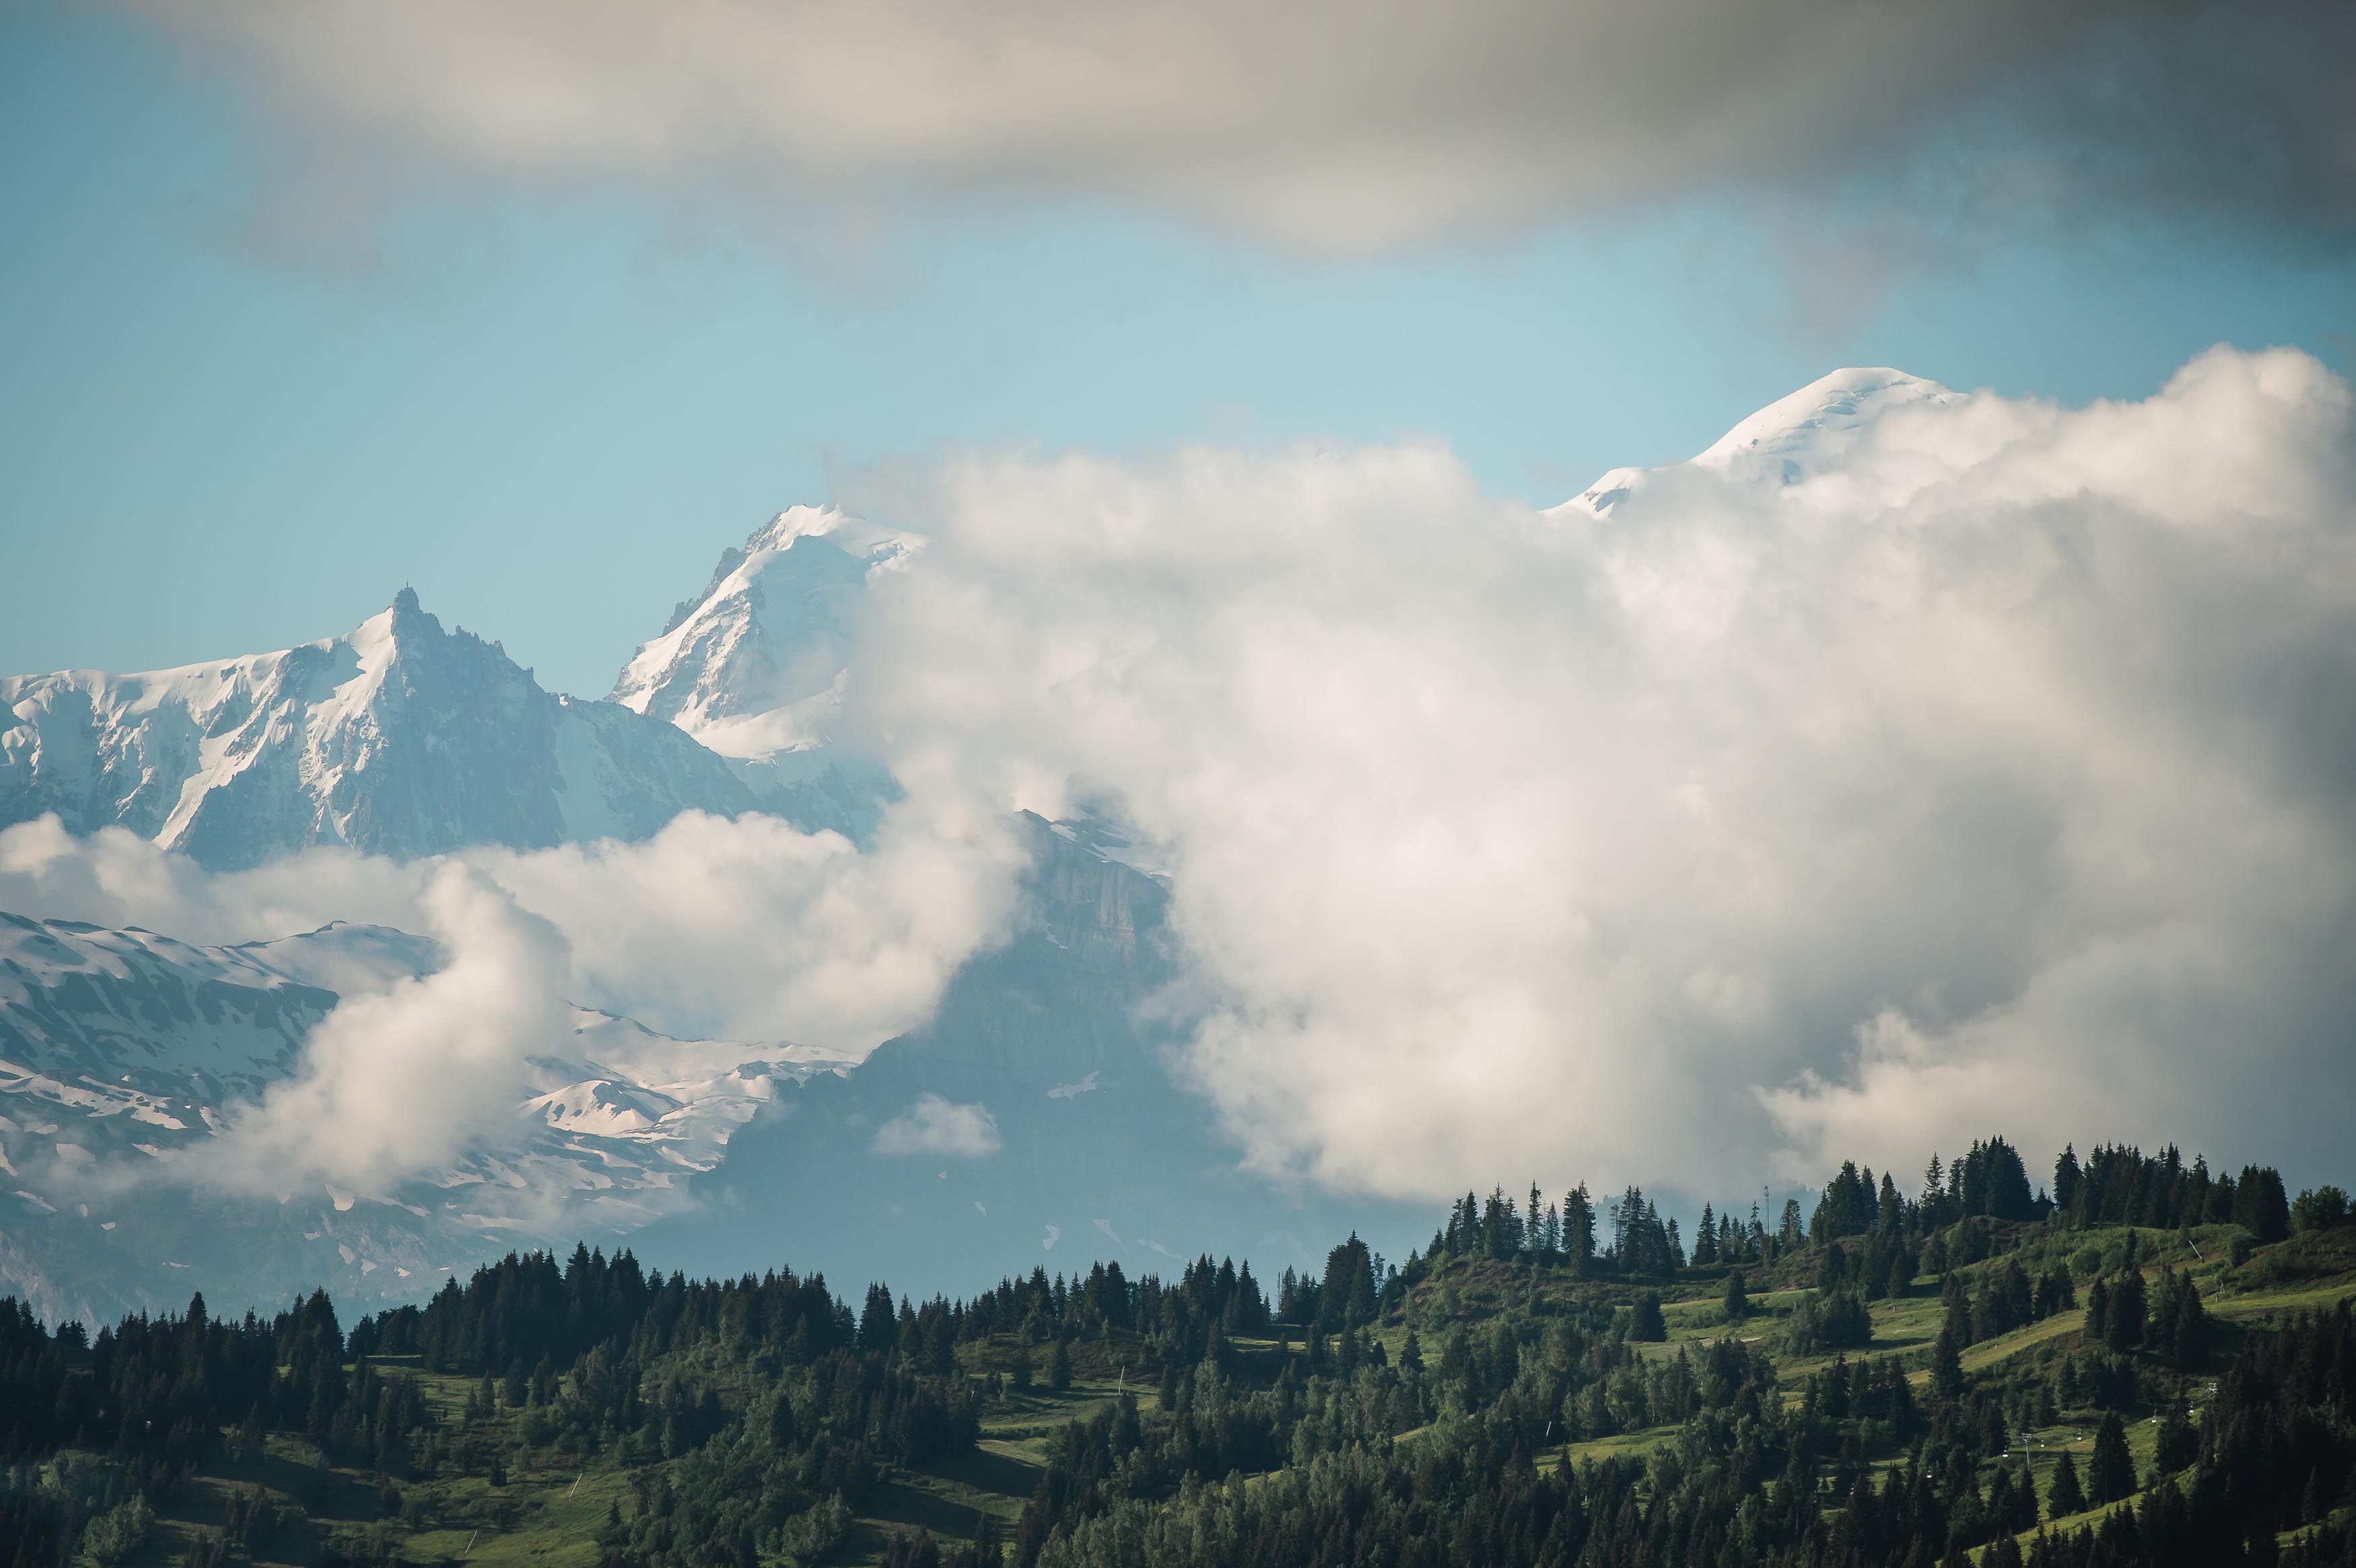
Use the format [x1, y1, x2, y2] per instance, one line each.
[1, 589, 758, 869]
[0, 911, 836, 1325]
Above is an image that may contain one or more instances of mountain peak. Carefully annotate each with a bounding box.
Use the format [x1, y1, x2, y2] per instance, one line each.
[1, 596, 755, 868]
[1555, 366, 1961, 518]
[1694, 367, 1955, 472]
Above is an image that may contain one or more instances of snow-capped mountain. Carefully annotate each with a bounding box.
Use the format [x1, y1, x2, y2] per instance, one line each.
[1, 589, 758, 870]
[0, 911, 842, 1325]
[611, 507, 910, 841]
[1560, 366, 1964, 519]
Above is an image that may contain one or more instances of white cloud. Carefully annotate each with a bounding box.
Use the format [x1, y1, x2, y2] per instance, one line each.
[10, 346, 2355, 1209]
[180, 863, 574, 1197]
[831, 345, 2356, 1197]
[872, 1094, 1002, 1159]
[0, 796, 1025, 1197]
[137, 1, 2356, 249]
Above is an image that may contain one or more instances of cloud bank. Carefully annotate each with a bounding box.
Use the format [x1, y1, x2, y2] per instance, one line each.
[10, 347, 2354, 1206]
[145, 0, 2356, 249]
[0, 800, 1025, 1197]
[833, 345, 2356, 1196]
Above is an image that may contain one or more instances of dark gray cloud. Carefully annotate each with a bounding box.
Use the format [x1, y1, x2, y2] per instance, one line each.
[143, 0, 2356, 248]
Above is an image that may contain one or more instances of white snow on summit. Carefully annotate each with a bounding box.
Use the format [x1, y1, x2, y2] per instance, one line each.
[1560, 367, 1962, 519]
[612, 507, 911, 839]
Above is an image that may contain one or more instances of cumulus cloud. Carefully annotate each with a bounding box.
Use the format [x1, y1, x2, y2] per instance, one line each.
[181, 863, 574, 1197]
[139, 0, 2356, 250]
[827, 345, 2356, 1197]
[872, 1094, 1004, 1159]
[0, 797, 1025, 1195]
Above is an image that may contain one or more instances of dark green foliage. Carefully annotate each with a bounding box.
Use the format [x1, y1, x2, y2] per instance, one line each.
[2099, 1269, 2147, 1354]
[2292, 1184, 2350, 1233]
[2059, 1143, 2291, 1238]
[5, 1132, 2350, 1568]
[2089, 1410, 2138, 1503]
[1955, 1137, 2038, 1221]
[2234, 1165, 2293, 1243]
[1972, 1259, 2036, 1341]
[2153, 1393, 2197, 1475]
[1933, 1325, 1967, 1400]
[2047, 1447, 2087, 1518]
[1788, 1285, 1872, 1356]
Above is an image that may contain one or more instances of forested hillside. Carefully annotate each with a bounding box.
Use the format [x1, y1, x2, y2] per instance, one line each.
[4, 1137, 2353, 1568]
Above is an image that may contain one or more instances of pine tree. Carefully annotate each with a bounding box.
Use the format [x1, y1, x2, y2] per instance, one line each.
[2089, 1411, 2137, 1504]
[1047, 1338, 1072, 1392]
[1943, 1271, 1973, 1347]
[1722, 1269, 1749, 1322]
[1630, 1292, 1667, 1342]
[1931, 1325, 1966, 1399]
[1562, 1184, 1595, 1271]
[2047, 1449, 2086, 1519]
[2054, 1144, 2083, 1217]
[2103, 1269, 2146, 1354]
[2153, 1393, 2196, 1474]
[1694, 1204, 1719, 1266]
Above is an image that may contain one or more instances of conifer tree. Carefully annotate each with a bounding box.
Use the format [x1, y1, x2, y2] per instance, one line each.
[1630, 1292, 1667, 1342]
[2089, 1411, 2137, 1505]
[2047, 1448, 2086, 1519]
[2103, 1269, 2146, 1355]
[1562, 1184, 1595, 1271]
[1931, 1325, 1966, 1399]
[2153, 1393, 2197, 1475]
[1722, 1269, 1748, 1322]
[1047, 1339, 1072, 1392]
[1942, 1271, 1972, 1347]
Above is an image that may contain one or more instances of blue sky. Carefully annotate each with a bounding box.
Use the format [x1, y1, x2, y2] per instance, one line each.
[4, 1, 2352, 698]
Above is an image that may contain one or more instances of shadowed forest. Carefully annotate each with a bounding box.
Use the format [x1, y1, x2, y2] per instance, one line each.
[5, 1137, 2354, 1568]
